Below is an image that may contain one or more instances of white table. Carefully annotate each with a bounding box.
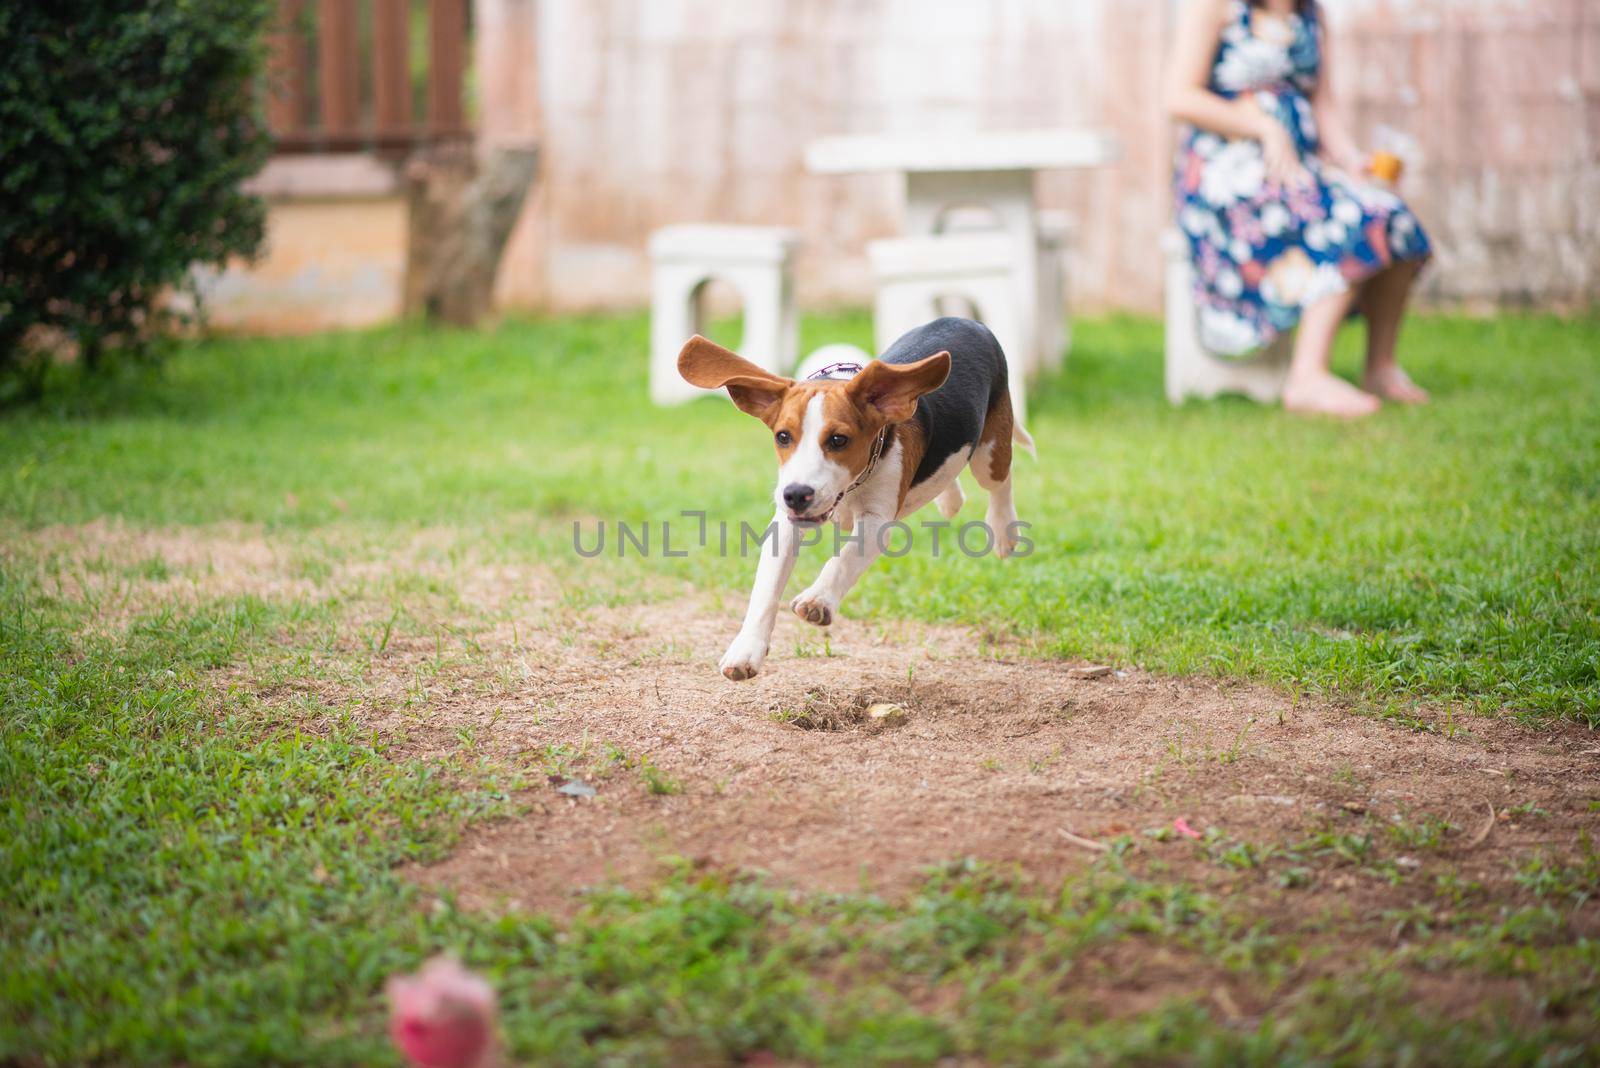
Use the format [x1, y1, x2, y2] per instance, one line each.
[805, 128, 1120, 370]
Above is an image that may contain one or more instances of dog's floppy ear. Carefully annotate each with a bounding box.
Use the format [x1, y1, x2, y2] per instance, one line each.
[846, 351, 951, 424]
[677, 335, 792, 421]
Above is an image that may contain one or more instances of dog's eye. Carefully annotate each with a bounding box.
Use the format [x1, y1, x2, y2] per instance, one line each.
[775, 430, 792, 447]
[826, 434, 849, 450]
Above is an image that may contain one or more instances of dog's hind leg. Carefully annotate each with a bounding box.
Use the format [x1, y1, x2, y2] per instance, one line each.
[972, 393, 1022, 558]
[935, 480, 965, 518]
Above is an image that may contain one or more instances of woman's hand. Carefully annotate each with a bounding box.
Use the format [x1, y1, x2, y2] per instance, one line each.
[1260, 119, 1311, 189]
[1322, 143, 1367, 176]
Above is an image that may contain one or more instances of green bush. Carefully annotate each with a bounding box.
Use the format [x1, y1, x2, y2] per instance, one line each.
[0, 0, 274, 399]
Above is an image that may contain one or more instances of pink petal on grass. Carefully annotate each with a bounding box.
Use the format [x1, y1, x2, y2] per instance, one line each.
[387, 957, 497, 1068]
[1173, 817, 1203, 840]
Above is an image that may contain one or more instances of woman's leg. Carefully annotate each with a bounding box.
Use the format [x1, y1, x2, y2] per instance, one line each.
[1360, 259, 1429, 404]
[1282, 285, 1381, 418]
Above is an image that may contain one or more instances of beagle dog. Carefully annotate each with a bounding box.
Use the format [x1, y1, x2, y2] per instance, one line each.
[678, 316, 1033, 681]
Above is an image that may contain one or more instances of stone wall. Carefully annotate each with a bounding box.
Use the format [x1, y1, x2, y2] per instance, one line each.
[478, 0, 1598, 315]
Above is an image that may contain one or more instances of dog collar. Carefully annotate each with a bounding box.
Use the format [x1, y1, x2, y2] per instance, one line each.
[802, 360, 886, 518]
[806, 362, 865, 381]
[825, 424, 889, 517]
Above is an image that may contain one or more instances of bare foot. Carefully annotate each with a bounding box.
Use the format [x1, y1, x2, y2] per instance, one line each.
[1281, 373, 1381, 419]
[1363, 364, 1430, 405]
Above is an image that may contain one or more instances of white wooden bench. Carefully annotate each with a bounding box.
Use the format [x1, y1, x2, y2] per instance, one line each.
[868, 231, 1029, 420]
[649, 224, 799, 405]
[807, 127, 1118, 386]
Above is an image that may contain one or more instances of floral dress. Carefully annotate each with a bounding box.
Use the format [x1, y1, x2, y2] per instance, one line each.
[1174, 0, 1431, 356]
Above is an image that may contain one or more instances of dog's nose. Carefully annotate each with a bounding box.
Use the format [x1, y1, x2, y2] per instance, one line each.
[782, 483, 815, 512]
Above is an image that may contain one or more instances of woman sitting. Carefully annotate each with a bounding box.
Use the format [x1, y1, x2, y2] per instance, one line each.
[1167, 0, 1432, 418]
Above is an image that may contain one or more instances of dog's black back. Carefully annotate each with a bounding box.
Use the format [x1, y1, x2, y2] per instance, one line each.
[880, 317, 1006, 486]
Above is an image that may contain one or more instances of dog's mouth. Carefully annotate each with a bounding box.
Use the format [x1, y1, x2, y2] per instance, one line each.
[786, 504, 834, 526]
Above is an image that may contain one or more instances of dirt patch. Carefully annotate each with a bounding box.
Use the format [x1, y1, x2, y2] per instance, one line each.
[25, 521, 1598, 933]
[5, 518, 310, 622]
[3, 518, 488, 631]
[345, 585, 1600, 922]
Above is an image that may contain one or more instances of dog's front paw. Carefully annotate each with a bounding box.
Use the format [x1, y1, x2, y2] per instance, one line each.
[790, 588, 838, 627]
[719, 632, 768, 681]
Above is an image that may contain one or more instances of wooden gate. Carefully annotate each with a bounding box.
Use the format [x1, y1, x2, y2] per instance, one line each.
[265, 0, 471, 154]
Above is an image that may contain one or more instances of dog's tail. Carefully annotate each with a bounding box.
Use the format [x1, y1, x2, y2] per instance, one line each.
[1013, 419, 1037, 461]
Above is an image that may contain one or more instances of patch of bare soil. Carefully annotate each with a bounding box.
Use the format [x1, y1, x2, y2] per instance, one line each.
[26, 520, 1598, 1036]
[4, 518, 470, 630]
[22, 521, 1599, 925]
[348, 587, 1600, 927]
[6, 518, 307, 618]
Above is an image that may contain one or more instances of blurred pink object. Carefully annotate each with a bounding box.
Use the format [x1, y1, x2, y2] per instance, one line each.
[386, 956, 498, 1068]
[1173, 817, 1203, 840]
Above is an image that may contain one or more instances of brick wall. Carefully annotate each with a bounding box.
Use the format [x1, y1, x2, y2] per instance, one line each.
[480, 0, 1599, 313]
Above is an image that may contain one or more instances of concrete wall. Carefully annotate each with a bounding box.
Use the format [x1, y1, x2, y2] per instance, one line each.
[200, 156, 407, 333]
[483, 0, 1600, 314]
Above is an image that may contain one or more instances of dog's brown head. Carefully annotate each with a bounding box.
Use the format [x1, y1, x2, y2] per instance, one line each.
[678, 335, 949, 522]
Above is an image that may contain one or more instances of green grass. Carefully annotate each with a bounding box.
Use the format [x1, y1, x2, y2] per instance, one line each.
[3, 311, 1596, 723]
[2, 578, 1593, 1065]
[0, 575, 548, 1059]
[3, 311, 1599, 1063]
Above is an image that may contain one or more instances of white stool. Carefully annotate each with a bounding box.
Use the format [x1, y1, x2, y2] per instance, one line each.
[1035, 210, 1073, 371]
[649, 224, 800, 405]
[869, 232, 1027, 420]
[936, 206, 1074, 375]
[1162, 229, 1292, 405]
